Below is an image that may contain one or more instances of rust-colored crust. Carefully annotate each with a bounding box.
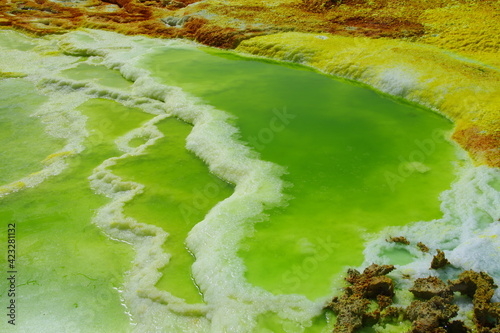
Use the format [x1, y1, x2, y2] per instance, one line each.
[1, 1, 496, 51]
[452, 123, 500, 168]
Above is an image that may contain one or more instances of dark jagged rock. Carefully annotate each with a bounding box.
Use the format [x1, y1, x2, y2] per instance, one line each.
[326, 264, 395, 333]
[410, 276, 453, 300]
[406, 296, 459, 333]
[431, 249, 451, 269]
[387, 236, 411, 245]
[449, 271, 500, 331]
[364, 275, 395, 299]
[447, 320, 471, 333]
[381, 306, 402, 319]
[449, 270, 497, 299]
[361, 264, 396, 279]
[417, 242, 429, 253]
[377, 295, 393, 309]
[327, 264, 498, 333]
[328, 296, 370, 333]
[347, 264, 395, 299]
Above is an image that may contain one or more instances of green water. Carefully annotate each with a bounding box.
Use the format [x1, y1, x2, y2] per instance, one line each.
[110, 118, 233, 303]
[61, 63, 133, 90]
[0, 30, 36, 51]
[0, 79, 64, 185]
[0, 98, 150, 331]
[142, 47, 456, 299]
[0, 30, 460, 332]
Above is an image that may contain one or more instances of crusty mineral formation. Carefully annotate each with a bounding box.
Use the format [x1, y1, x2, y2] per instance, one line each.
[431, 249, 451, 269]
[406, 296, 459, 333]
[449, 271, 500, 332]
[387, 236, 410, 245]
[1, 0, 498, 64]
[417, 242, 429, 253]
[327, 265, 499, 332]
[410, 276, 453, 300]
[326, 264, 395, 333]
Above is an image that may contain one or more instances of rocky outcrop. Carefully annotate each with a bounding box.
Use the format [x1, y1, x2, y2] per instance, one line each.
[450, 271, 500, 332]
[325, 264, 396, 333]
[431, 249, 451, 269]
[410, 277, 453, 300]
[326, 261, 500, 332]
[406, 296, 459, 333]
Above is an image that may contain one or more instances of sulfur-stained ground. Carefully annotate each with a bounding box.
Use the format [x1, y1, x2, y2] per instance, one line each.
[1, 0, 498, 66]
[0, 0, 499, 166]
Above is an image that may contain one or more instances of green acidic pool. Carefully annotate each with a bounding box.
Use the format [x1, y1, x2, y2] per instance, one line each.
[141, 47, 456, 299]
[0, 30, 462, 332]
[110, 117, 233, 304]
[0, 98, 148, 331]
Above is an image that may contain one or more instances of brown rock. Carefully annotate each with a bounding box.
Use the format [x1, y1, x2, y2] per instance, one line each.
[363, 275, 394, 298]
[447, 320, 471, 333]
[377, 295, 393, 309]
[417, 242, 429, 253]
[431, 249, 451, 269]
[362, 264, 396, 278]
[387, 236, 410, 245]
[345, 268, 361, 284]
[406, 296, 459, 333]
[410, 276, 453, 300]
[449, 270, 496, 299]
[328, 263, 498, 332]
[326, 264, 395, 333]
[449, 271, 500, 331]
[380, 306, 402, 321]
[328, 296, 369, 333]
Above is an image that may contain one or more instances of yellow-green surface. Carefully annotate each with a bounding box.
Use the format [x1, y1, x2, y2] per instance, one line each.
[142, 46, 457, 299]
[0, 29, 498, 333]
[236, 32, 500, 134]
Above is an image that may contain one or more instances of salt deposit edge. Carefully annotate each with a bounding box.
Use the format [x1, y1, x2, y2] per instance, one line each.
[236, 31, 500, 321]
[57, 29, 321, 332]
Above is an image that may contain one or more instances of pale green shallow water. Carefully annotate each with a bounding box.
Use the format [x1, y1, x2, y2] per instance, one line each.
[0, 80, 64, 184]
[0, 30, 490, 333]
[0, 97, 146, 331]
[110, 117, 233, 304]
